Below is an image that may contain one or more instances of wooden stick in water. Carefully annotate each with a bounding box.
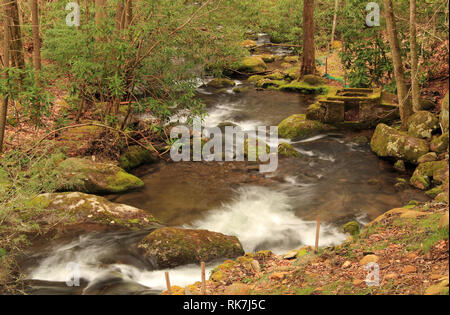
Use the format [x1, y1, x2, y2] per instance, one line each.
[315, 216, 321, 253]
[201, 262, 206, 295]
[165, 271, 172, 295]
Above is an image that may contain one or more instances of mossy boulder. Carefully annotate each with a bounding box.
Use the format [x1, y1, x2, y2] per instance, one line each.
[119, 146, 158, 171]
[284, 56, 299, 63]
[407, 111, 439, 139]
[306, 102, 326, 121]
[410, 160, 449, 190]
[137, 227, 244, 268]
[278, 143, 301, 158]
[255, 79, 286, 89]
[370, 123, 429, 164]
[244, 138, 270, 160]
[278, 114, 327, 140]
[430, 133, 449, 153]
[248, 75, 264, 84]
[342, 221, 360, 236]
[419, 99, 435, 111]
[265, 72, 285, 81]
[418, 152, 438, 164]
[425, 185, 443, 198]
[28, 192, 160, 233]
[55, 158, 144, 194]
[257, 54, 277, 63]
[233, 87, 249, 94]
[302, 75, 325, 86]
[283, 67, 300, 80]
[440, 92, 449, 133]
[394, 160, 406, 173]
[238, 56, 267, 73]
[206, 78, 236, 89]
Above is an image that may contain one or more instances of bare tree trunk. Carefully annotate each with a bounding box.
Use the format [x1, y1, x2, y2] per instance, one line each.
[0, 0, 11, 152]
[125, 0, 133, 27]
[115, 0, 125, 30]
[301, 0, 316, 76]
[7, 1, 24, 71]
[31, 0, 41, 71]
[410, 0, 420, 112]
[95, 0, 106, 26]
[329, 0, 339, 51]
[384, 0, 412, 129]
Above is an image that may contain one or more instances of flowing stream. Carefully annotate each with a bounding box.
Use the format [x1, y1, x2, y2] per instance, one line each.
[23, 38, 428, 295]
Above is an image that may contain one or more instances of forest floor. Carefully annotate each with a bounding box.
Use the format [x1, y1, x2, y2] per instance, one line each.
[179, 202, 449, 295]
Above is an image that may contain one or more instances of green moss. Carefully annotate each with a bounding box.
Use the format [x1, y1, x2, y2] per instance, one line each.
[430, 133, 449, 153]
[283, 67, 300, 80]
[207, 78, 236, 89]
[238, 56, 267, 73]
[302, 75, 325, 86]
[248, 75, 264, 83]
[342, 221, 360, 236]
[279, 81, 329, 95]
[264, 72, 284, 80]
[278, 114, 327, 139]
[278, 143, 301, 158]
[119, 146, 156, 171]
[425, 185, 443, 198]
[138, 227, 244, 268]
[306, 102, 326, 121]
[370, 123, 430, 164]
[56, 158, 144, 194]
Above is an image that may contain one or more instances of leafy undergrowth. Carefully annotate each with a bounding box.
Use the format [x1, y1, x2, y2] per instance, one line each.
[180, 202, 449, 295]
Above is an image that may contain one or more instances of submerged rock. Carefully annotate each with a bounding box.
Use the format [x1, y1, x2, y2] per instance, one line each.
[28, 192, 159, 232]
[206, 78, 236, 89]
[55, 158, 144, 194]
[407, 111, 439, 139]
[138, 227, 244, 269]
[370, 123, 429, 164]
[278, 143, 301, 158]
[278, 114, 328, 140]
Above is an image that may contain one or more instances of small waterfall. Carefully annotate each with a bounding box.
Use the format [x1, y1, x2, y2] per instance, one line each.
[187, 186, 347, 254]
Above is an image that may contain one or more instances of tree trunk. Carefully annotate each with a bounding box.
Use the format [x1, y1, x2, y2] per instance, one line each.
[329, 0, 339, 51]
[383, 0, 412, 129]
[115, 0, 125, 30]
[31, 0, 41, 71]
[410, 0, 420, 112]
[0, 0, 11, 152]
[7, 1, 24, 71]
[95, 0, 106, 26]
[301, 0, 316, 76]
[125, 0, 133, 27]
